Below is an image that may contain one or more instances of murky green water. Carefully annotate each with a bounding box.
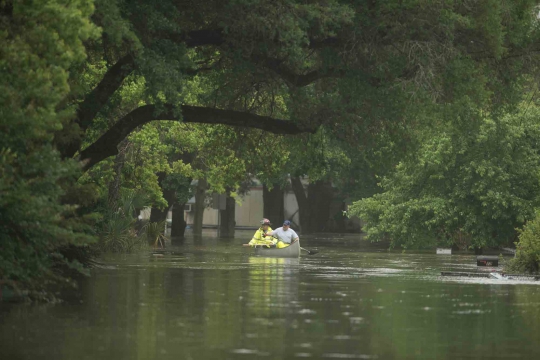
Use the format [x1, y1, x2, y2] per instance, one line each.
[1, 231, 540, 359]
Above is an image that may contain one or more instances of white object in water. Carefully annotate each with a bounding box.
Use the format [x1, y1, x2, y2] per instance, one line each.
[502, 247, 516, 255]
[489, 272, 504, 280]
[436, 248, 452, 255]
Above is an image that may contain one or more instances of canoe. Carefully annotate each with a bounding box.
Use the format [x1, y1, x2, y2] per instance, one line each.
[253, 240, 300, 258]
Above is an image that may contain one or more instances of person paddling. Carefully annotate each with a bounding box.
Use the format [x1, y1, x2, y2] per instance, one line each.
[264, 220, 299, 248]
[248, 218, 277, 247]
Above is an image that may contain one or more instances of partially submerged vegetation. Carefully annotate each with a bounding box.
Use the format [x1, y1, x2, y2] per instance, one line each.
[95, 191, 149, 253]
[349, 108, 540, 252]
[506, 214, 540, 274]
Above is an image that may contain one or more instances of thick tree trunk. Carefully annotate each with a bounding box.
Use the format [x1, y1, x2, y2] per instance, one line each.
[149, 205, 169, 224]
[107, 157, 124, 212]
[193, 178, 208, 236]
[263, 183, 284, 226]
[219, 193, 236, 238]
[333, 201, 347, 232]
[291, 177, 334, 233]
[171, 202, 187, 244]
[290, 176, 309, 233]
[107, 140, 129, 211]
[149, 172, 176, 224]
[306, 180, 334, 232]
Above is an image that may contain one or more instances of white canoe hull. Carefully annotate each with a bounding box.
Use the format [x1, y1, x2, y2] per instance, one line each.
[253, 240, 301, 258]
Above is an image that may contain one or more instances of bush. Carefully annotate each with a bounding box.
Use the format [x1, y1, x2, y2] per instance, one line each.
[506, 214, 540, 274]
[0, 149, 96, 299]
[0, 0, 98, 299]
[349, 110, 540, 250]
[95, 190, 149, 253]
[142, 221, 168, 249]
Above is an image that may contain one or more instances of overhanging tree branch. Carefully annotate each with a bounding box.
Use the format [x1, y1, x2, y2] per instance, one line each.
[184, 29, 224, 47]
[74, 29, 340, 135]
[56, 54, 135, 159]
[290, 176, 308, 210]
[60, 29, 228, 159]
[77, 54, 135, 130]
[70, 28, 397, 165]
[80, 105, 315, 170]
[77, 29, 225, 132]
[251, 55, 345, 87]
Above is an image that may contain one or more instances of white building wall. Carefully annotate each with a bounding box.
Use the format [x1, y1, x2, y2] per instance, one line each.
[202, 207, 219, 225]
[146, 180, 303, 229]
[235, 187, 263, 227]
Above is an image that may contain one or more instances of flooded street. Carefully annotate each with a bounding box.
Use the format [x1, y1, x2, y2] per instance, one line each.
[1, 231, 540, 359]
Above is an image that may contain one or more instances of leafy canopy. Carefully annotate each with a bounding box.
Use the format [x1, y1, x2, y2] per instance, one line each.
[0, 0, 99, 293]
[350, 105, 540, 249]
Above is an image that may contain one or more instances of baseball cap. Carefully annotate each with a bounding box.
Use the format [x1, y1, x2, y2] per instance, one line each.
[283, 220, 291, 226]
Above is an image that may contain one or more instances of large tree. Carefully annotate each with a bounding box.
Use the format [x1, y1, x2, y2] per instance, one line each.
[59, 0, 540, 171]
[0, 0, 98, 295]
[65, 1, 540, 239]
[349, 104, 540, 250]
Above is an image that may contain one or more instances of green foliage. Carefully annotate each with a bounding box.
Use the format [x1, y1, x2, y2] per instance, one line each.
[0, 0, 98, 294]
[95, 190, 149, 253]
[98, 214, 139, 253]
[126, 123, 175, 207]
[163, 173, 192, 204]
[506, 212, 540, 274]
[142, 221, 168, 249]
[78, 0, 540, 215]
[349, 107, 540, 249]
[0, 148, 96, 286]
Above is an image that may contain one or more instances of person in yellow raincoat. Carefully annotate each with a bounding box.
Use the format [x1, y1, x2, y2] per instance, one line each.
[248, 218, 277, 247]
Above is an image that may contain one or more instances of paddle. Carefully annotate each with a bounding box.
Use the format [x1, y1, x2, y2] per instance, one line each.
[300, 247, 318, 255]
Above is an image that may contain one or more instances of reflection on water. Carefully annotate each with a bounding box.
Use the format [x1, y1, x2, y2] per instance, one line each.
[1, 232, 540, 360]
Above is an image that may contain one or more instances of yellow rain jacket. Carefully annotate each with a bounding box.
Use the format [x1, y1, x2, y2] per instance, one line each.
[249, 227, 276, 246]
[276, 241, 290, 249]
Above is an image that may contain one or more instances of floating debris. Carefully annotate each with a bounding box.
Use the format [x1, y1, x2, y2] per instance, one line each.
[436, 248, 452, 255]
[441, 271, 539, 281]
[441, 271, 491, 278]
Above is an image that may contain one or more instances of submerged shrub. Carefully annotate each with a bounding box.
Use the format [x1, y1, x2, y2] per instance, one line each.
[143, 221, 168, 249]
[95, 190, 149, 253]
[506, 214, 540, 274]
[98, 214, 143, 253]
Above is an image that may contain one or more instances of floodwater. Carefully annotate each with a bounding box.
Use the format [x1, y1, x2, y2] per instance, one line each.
[1, 231, 539, 360]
